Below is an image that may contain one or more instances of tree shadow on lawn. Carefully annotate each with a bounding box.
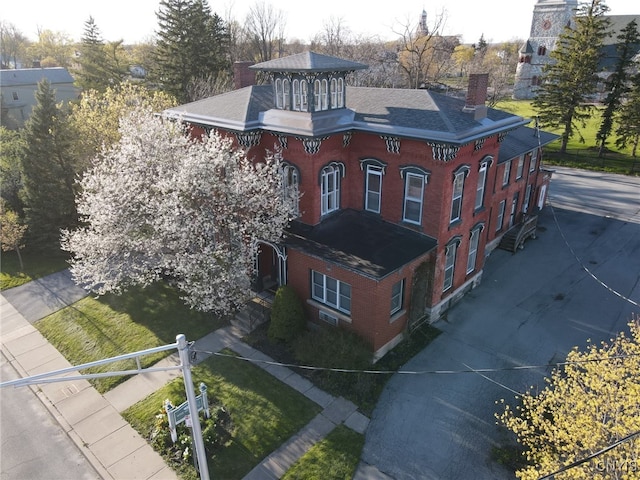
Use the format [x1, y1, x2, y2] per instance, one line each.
[97, 281, 228, 344]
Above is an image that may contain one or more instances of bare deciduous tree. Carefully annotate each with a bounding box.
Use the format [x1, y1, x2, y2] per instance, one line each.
[0, 21, 29, 69]
[393, 9, 450, 89]
[245, 1, 287, 62]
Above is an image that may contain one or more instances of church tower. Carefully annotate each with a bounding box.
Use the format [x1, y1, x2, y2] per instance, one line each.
[513, 0, 578, 99]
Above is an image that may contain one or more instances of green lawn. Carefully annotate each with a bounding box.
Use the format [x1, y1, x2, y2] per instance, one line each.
[123, 351, 322, 480]
[282, 425, 364, 480]
[35, 282, 226, 393]
[495, 100, 638, 174]
[0, 248, 70, 290]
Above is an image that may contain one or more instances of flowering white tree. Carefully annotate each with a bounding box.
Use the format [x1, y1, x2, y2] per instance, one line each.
[62, 108, 295, 315]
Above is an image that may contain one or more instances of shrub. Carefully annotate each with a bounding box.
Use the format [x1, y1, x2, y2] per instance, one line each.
[268, 285, 306, 342]
[150, 400, 233, 469]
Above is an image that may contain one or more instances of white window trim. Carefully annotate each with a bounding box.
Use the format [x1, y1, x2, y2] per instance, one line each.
[275, 78, 283, 109]
[530, 149, 538, 172]
[523, 184, 532, 213]
[282, 163, 300, 217]
[321, 163, 342, 215]
[467, 229, 480, 274]
[365, 165, 383, 213]
[300, 80, 308, 111]
[516, 155, 525, 180]
[450, 170, 466, 223]
[403, 172, 425, 224]
[311, 271, 351, 315]
[330, 78, 338, 108]
[503, 161, 511, 186]
[475, 163, 488, 210]
[292, 79, 301, 111]
[443, 242, 458, 292]
[390, 279, 404, 315]
[496, 199, 506, 232]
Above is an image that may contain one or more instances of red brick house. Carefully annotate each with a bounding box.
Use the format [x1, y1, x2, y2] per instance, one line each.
[164, 52, 558, 359]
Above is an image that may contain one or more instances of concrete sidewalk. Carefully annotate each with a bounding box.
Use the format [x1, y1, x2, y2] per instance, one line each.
[1, 294, 178, 480]
[1, 271, 373, 479]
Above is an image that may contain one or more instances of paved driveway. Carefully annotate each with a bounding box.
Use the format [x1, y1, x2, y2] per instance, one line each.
[359, 167, 640, 480]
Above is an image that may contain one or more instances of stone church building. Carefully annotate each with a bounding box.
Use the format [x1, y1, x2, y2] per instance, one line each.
[514, 0, 640, 100]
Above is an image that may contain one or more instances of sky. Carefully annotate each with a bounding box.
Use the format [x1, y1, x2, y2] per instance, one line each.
[3, 0, 638, 46]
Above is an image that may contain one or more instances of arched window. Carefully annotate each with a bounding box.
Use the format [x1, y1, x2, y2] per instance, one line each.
[282, 79, 290, 109]
[537, 45, 547, 56]
[292, 79, 301, 111]
[320, 162, 344, 215]
[337, 78, 344, 107]
[275, 78, 283, 109]
[300, 80, 308, 111]
[330, 78, 338, 108]
[314, 79, 328, 111]
[282, 162, 300, 217]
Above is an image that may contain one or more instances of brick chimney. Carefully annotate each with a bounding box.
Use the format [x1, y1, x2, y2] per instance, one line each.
[463, 73, 488, 120]
[233, 61, 256, 90]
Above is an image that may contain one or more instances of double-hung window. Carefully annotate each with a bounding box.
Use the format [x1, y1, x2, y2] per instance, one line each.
[321, 163, 343, 215]
[450, 168, 468, 223]
[403, 173, 424, 224]
[365, 165, 383, 213]
[530, 149, 538, 172]
[523, 184, 532, 213]
[467, 227, 482, 274]
[516, 155, 524, 180]
[502, 161, 511, 186]
[475, 164, 487, 210]
[390, 280, 404, 315]
[496, 199, 506, 232]
[282, 163, 300, 217]
[312, 271, 351, 314]
[443, 241, 458, 291]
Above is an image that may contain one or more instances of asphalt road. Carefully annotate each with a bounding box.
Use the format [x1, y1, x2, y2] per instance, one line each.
[360, 166, 640, 479]
[0, 351, 101, 480]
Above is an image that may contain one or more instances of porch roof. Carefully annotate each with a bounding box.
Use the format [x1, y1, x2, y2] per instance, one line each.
[285, 209, 437, 280]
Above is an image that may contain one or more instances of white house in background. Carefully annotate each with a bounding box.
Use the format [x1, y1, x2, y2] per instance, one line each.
[0, 67, 79, 129]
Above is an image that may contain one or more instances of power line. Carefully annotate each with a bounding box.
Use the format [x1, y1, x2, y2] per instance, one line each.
[537, 429, 640, 480]
[190, 348, 640, 376]
[549, 202, 640, 308]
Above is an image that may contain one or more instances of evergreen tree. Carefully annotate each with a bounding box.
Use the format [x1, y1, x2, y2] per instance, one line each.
[596, 20, 640, 156]
[75, 17, 126, 92]
[21, 79, 77, 247]
[615, 72, 640, 157]
[534, 0, 611, 153]
[153, 0, 230, 103]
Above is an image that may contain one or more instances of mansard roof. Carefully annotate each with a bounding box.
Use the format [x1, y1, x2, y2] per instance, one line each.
[250, 51, 368, 73]
[164, 85, 529, 145]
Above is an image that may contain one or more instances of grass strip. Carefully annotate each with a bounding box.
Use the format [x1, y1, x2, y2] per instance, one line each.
[282, 425, 364, 480]
[36, 282, 224, 392]
[123, 351, 322, 479]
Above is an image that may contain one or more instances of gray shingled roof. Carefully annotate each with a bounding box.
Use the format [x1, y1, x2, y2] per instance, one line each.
[164, 84, 528, 144]
[0, 67, 74, 87]
[250, 51, 368, 72]
[165, 85, 272, 129]
[498, 125, 559, 164]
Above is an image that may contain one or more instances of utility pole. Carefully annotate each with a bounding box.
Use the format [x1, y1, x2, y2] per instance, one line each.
[177, 334, 210, 480]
